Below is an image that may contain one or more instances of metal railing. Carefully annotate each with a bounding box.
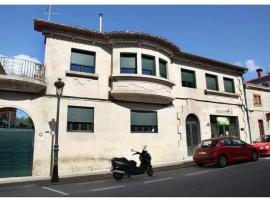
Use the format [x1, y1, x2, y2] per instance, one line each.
[0, 56, 45, 82]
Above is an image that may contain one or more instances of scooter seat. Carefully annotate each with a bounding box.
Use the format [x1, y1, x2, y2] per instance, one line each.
[128, 160, 137, 166]
[113, 157, 129, 163]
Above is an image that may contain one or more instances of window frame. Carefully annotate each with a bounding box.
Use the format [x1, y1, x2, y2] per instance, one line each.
[130, 110, 158, 133]
[67, 106, 94, 133]
[70, 48, 96, 74]
[223, 77, 235, 93]
[206, 73, 219, 91]
[141, 54, 156, 76]
[120, 53, 137, 74]
[181, 68, 197, 88]
[253, 94, 262, 107]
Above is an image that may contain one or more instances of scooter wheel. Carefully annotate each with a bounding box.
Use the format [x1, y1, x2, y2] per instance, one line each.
[146, 165, 153, 176]
[113, 173, 124, 180]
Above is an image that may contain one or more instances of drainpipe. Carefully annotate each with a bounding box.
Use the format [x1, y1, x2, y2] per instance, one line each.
[242, 77, 252, 143]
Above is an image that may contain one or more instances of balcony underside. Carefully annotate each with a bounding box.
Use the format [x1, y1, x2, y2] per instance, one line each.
[110, 92, 174, 104]
[110, 75, 175, 105]
[0, 75, 46, 93]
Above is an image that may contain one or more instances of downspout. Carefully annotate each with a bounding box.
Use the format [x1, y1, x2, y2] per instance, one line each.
[242, 77, 252, 143]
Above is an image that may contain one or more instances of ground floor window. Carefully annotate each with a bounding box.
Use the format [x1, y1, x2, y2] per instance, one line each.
[210, 115, 239, 138]
[131, 110, 158, 133]
[67, 106, 94, 132]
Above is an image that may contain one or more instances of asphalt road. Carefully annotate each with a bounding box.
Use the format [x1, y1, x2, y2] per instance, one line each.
[1, 157, 270, 197]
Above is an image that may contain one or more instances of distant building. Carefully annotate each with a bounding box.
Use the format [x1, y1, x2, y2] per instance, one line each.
[0, 19, 249, 179]
[245, 68, 270, 140]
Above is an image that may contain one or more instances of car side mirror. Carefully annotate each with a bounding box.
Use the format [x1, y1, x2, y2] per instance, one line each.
[253, 141, 256, 143]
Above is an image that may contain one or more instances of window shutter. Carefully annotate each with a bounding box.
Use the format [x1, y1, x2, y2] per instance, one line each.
[159, 60, 167, 77]
[71, 50, 95, 67]
[142, 56, 155, 71]
[67, 107, 94, 123]
[207, 75, 218, 90]
[120, 54, 136, 69]
[182, 70, 194, 82]
[131, 111, 157, 126]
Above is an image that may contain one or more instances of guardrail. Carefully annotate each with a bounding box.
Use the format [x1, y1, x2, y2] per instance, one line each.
[0, 56, 45, 82]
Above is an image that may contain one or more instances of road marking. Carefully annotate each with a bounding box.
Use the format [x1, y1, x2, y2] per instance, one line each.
[185, 171, 209, 176]
[143, 177, 172, 184]
[91, 185, 126, 192]
[42, 186, 69, 196]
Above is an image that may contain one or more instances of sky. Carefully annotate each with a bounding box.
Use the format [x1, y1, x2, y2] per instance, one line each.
[0, 5, 270, 80]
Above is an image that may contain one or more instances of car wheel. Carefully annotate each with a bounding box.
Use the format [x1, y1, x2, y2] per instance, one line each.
[113, 172, 124, 180]
[251, 151, 259, 162]
[218, 155, 227, 168]
[196, 163, 204, 167]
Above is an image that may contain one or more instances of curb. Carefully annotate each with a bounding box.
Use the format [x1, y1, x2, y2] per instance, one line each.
[0, 161, 196, 187]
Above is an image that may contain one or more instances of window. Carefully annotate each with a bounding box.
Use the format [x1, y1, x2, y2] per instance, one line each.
[70, 49, 95, 73]
[253, 94, 262, 106]
[181, 69, 196, 88]
[221, 138, 232, 146]
[159, 59, 167, 78]
[142, 55, 155, 76]
[120, 53, 137, 74]
[231, 138, 245, 146]
[210, 115, 239, 138]
[224, 78, 235, 93]
[198, 140, 218, 148]
[206, 74, 219, 91]
[67, 106, 94, 132]
[131, 111, 157, 133]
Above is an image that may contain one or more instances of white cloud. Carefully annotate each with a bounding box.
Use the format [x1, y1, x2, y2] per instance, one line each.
[0, 54, 41, 76]
[14, 54, 40, 64]
[244, 59, 258, 72]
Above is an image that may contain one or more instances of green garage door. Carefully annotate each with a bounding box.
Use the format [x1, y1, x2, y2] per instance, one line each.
[0, 128, 34, 178]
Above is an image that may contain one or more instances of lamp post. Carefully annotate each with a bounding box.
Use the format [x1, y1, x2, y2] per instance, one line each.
[51, 78, 65, 183]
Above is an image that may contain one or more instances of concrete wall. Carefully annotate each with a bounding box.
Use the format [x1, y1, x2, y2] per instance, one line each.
[246, 88, 270, 141]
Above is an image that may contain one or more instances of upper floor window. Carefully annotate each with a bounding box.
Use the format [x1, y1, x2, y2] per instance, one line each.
[253, 94, 262, 107]
[206, 74, 219, 91]
[131, 110, 158, 133]
[120, 53, 137, 74]
[70, 49, 95, 73]
[142, 55, 155, 76]
[67, 106, 94, 132]
[159, 59, 167, 78]
[181, 69, 196, 88]
[224, 78, 235, 93]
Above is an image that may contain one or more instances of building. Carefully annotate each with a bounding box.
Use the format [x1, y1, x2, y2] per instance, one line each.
[245, 68, 270, 141]
[0, 19, 249, 179]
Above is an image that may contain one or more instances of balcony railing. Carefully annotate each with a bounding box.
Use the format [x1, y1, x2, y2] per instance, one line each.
[0, 56, 45, 82]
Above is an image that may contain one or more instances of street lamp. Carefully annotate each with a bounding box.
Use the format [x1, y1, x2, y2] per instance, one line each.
[51, 78, 65, 183]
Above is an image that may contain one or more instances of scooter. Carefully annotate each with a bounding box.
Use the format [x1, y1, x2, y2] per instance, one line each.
[111, 145, 153, 180]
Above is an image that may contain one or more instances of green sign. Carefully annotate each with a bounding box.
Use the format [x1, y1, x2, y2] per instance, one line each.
[217, 117, 230, 125]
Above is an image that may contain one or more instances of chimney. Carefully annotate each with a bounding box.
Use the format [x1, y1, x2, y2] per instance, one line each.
[256, 68, 263, 78]
[99, 13, 103, 32]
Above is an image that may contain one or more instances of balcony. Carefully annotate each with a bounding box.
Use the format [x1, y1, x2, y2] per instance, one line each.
[110, 75, 175, 104]
[0, 56, 46, 93]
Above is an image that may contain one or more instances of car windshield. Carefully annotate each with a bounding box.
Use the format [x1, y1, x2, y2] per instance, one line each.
[198, 140, 218, 148]
[255, 135, 270, 143]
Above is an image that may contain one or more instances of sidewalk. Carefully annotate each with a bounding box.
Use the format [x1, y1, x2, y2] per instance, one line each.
[0, 160, 195, 186]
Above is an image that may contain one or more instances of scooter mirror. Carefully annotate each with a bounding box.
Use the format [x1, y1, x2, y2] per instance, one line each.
[131, 148, 135, 152]
[143, 145, 147, 150]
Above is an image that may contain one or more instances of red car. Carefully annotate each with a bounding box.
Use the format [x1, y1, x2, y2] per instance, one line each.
[193, 136, 259, 167]
[253, 135, 270, 156]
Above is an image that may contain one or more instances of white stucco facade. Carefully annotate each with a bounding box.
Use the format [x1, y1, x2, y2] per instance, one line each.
[0, 19, 251, 180]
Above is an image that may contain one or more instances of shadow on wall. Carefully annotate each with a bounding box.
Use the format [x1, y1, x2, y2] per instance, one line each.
[0, 91, 44, 101]
[112, 100, 173, 111]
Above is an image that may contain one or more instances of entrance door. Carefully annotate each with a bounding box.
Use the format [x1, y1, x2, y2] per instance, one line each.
[0, 107, 34, 178]
[258, 120, 265, 136]
[186, 114, 201, 156]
